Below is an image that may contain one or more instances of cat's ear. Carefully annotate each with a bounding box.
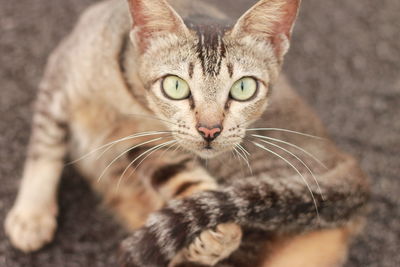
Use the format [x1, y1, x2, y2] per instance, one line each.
[127, 0, 189, 52]
[230, 0, 301, 59]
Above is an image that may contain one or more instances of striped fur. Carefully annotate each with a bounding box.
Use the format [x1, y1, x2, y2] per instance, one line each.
[4, 0, 369, 266]
[120, 156, 368, 266]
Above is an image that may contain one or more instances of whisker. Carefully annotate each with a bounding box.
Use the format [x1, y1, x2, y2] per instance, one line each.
[251, 134, 327, 169]
[94, 131, 175, 161]
[116, 139, 176, 190]
[171, 142, 182, 154]
[231, 148, 246, 176]
[231, 149, 240, 163]
[250, 141, 320, 220]
[66, 131, 172, 165]
[96, 136, 170, 183]
[122, 140, 178, 189]
[236, 144, 253, 174]
[237, 143, 251, 157]
[246, 128, 325, 140]
[253, 137, 325, 201]
[230, 150, 237, 162]
[157, 141, 181, 160]
[234, 145, 253, 175]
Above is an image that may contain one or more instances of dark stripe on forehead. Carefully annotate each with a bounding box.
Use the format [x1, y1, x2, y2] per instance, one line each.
[227, 63, 234, 78]
[193, 25, 228, 77]
[188, 62, 194, 78]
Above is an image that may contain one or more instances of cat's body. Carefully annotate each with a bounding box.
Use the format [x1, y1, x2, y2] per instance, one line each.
[5, 0, 369, 266]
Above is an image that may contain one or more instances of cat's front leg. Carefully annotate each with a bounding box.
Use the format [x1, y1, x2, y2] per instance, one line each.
[120, 159, 243, 267]
[149, 160, 243, 266]
[5, 160, 63, 252]
[5, 88, 68, 252]
[119, 194, 243, 267]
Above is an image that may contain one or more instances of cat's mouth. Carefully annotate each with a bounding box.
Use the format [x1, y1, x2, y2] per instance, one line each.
[175, 134, 237, 159]
[204, 143, 213, 150]
[179, 141, 224, 159]
[194, 141, 235, 159]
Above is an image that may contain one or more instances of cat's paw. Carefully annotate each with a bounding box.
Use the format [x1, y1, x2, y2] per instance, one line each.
[183, 223, 242, 266]
[4, 205, 57, 252]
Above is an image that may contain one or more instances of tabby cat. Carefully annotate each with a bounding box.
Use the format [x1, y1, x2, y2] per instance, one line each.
[4, 0, 369, 266]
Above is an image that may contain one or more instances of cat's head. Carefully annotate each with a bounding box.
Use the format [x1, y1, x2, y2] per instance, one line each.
[127, 0, 301, 158]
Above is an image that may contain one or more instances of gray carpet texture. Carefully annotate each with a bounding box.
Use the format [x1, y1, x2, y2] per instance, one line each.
[0, 0, 399, 266]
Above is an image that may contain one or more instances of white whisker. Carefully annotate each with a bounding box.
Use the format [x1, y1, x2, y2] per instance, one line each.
[122, 140, 178, 189]
[171, 142, 182, 154]
[94, 131, 174, 161]
[66, 131, 171, 165]
[246, 128, 324, 140]
[231, 148, 246, 176]
[116, 139, 176, 190]
[236, 144, 253, 174]
[231, 149, 240, 162]
[237, 143, 251, 157]
[251, 141, 320, 220]
[254, 138, 325, 201]
[230, 150, 237, 162]
[96, 136, 169, 183]
[234, 145, 253, 175]
[251, 134, 327, 169]
[157, 141, 180, 160]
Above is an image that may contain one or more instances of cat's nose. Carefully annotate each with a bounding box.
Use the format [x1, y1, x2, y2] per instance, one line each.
[197, 124, 222, 142]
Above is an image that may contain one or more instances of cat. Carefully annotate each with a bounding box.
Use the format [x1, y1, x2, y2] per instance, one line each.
[4, 0, 369, 266]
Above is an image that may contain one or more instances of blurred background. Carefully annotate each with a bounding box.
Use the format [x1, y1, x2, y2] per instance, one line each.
[0, 0, 399, 266]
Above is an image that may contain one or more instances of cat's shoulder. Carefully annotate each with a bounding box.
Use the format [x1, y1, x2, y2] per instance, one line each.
[48, 1, 130, 72]
[72, 0, 131, 39]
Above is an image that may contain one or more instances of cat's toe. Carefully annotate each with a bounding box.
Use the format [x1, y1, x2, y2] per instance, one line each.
[5, 206, 57, 252]
[184, 223, 242, 266]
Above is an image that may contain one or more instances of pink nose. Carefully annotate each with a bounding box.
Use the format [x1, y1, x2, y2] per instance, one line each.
[197, 125, 222, 142]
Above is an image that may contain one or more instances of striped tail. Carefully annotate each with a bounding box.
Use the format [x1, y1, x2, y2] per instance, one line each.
[119, 174, 368, 267]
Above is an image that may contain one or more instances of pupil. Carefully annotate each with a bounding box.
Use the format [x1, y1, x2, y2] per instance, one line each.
[175, 80, 179, 90]
[241, 81, 244, 91]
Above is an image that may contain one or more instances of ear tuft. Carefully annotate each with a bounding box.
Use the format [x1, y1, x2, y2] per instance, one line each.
[127, 0, 188, 52]
[231, 0, 301, 59]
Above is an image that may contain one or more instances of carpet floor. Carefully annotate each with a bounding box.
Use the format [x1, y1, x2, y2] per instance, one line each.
[0, 0, 399, 266]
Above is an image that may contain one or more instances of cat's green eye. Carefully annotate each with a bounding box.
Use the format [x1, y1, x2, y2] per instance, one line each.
[162, 75, 190, 100]
[230, 77, 258, 101]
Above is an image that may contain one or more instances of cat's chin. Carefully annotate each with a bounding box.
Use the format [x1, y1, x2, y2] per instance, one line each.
[194, 147, 229, 159]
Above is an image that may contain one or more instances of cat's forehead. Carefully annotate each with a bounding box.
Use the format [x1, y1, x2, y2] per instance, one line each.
[141, 28, 274, 85]
[190, 26, 275, 80]
[189, 24, 229, 78]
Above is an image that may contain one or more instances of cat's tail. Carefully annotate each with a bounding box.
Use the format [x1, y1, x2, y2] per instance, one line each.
[119, 173, 368, 267]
